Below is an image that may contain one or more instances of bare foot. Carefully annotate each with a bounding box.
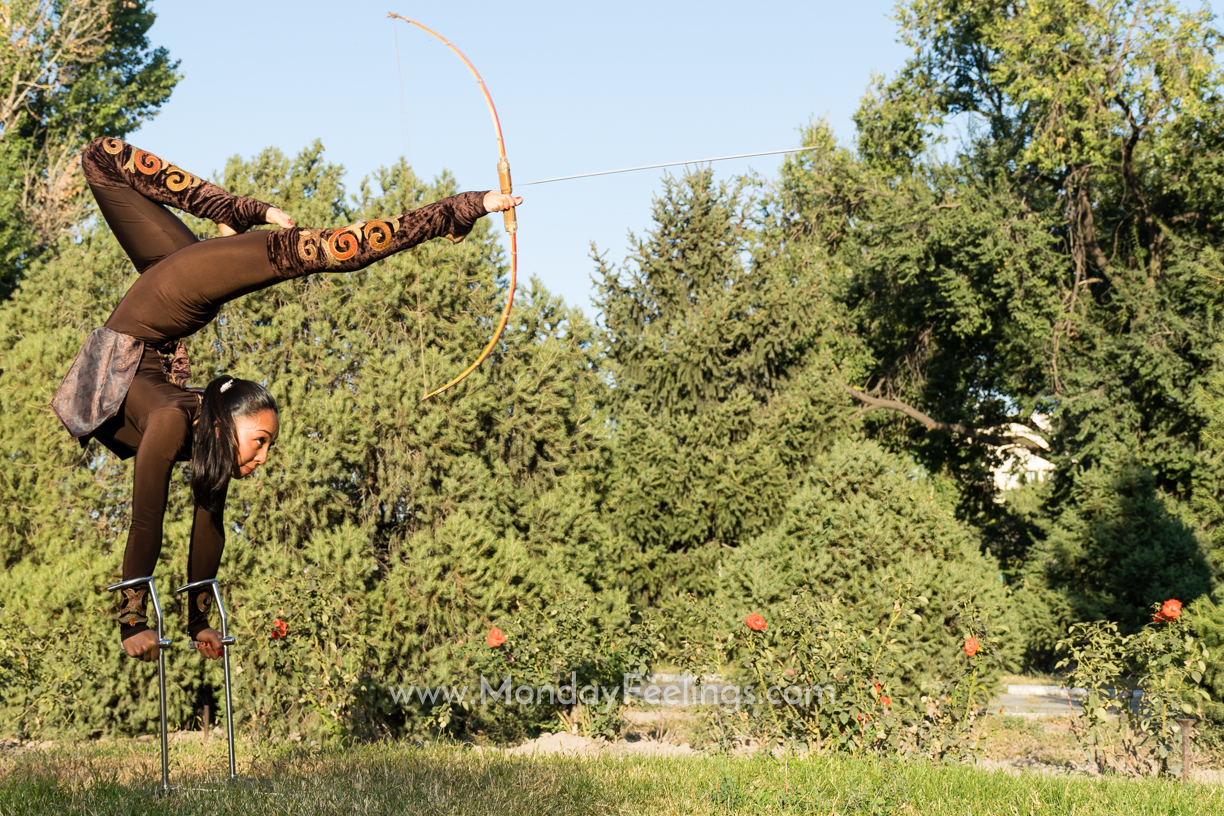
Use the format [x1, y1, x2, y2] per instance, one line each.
[122, 630, 159, 662]
[265, 207, 294, 229]
[483, 191, 522, 213]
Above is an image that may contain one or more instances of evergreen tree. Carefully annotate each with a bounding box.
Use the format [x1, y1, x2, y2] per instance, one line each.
[724, 439, 1020, 687]
[594, 169, 856, 609]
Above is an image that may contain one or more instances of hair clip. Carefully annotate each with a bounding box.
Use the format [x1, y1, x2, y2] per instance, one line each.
[220, 379, 234, 393]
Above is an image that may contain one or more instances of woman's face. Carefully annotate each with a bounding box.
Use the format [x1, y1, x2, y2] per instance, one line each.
[232, 409, 279, 478]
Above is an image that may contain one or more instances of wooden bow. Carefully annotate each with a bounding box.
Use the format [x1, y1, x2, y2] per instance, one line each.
[389, 12, 518, 400]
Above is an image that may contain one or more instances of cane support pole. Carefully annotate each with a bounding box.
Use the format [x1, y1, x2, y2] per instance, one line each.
[176, 578, 238, 780]
[107, 575, 173, 794]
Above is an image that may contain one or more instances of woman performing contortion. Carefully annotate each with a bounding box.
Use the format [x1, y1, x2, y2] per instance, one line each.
[52, 137, 521, 662]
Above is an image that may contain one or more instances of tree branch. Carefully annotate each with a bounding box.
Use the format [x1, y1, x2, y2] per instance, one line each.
[844, 386, 1050, 453]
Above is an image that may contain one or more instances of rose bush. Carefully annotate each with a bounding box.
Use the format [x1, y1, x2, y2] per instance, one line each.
[1056, 600, 1212, 777]
[678, 590, 1007, 758]
[467, 591, 663, 741]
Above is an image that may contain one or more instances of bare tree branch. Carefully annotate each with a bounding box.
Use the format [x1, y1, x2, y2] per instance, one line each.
[844, 385, 1050, 453]
[0, 1, 111, 138]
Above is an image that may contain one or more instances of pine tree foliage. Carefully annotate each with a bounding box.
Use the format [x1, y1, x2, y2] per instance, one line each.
[724, 439, 1020, 688]
[590, 164, 1012, 678]
[599, 171, 809, 414]
[594, 170, 858, 607]
[1016, 459, 1209, 654]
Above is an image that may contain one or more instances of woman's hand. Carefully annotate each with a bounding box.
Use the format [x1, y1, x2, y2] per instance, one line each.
[195, 628, 224, 660]
[483, 192, 522, 214]
[216, 207, 294, 237]
[122, 630, 160, 662]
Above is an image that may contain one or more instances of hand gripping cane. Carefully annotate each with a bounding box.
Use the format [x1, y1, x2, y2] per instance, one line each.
[107, 575, 173, 794]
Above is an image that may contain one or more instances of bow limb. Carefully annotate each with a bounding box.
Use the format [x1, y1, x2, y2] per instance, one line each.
[421, 233, 516, 399]
[388, 12, 518, 400]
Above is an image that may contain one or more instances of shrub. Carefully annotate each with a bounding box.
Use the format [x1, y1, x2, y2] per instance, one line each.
[0, 606, 86, 738]
[1186, 593, 1224, 723]
[720, 438, 1021, 692]
[465, 592, 662, 741]
[676, 591, 1007, 758]
[1056, 600, 1213, 776]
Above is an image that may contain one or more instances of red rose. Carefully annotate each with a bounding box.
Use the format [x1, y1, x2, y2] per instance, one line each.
[486, 627, 507, 648]
[270, 618, 288, 640]
[745, 613, 767, 632]
[873, 682, 882, 693]
[1158, 599, 1182, 622]
[963, 637, 979, 657]
[880, 695, 891, 706]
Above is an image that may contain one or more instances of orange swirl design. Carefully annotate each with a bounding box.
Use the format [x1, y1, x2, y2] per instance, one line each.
[363, 219, 395, 251]
[326, 225, 361, 262]
[133, 150, 162, 175]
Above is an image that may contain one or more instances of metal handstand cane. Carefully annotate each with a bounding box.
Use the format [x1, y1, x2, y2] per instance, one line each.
[106, 575, 173, 794]
[176, 577, 238, 781]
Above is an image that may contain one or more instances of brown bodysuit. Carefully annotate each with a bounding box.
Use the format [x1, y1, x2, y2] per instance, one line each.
[59, 137, 489, 641]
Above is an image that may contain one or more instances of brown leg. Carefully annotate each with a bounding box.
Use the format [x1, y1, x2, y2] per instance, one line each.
[90, 184, 199, 274]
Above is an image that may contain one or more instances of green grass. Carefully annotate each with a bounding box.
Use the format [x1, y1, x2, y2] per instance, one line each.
[0, 740, 1219, 815]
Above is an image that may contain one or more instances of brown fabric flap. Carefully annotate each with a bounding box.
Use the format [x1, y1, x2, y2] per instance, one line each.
[50, 328, 143, 438]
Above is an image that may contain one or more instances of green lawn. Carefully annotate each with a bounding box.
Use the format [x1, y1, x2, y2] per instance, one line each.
[0, 740, 1219, 815]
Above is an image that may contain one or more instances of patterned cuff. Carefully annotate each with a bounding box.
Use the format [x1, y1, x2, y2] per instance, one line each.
[229, 196, 273, 233]
[187, 589, 214, 639]
[117, 586, 150, 640]
[444, 190, 491, 243]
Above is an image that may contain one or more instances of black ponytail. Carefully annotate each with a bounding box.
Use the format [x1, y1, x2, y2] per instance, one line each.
[191, 375, 278, 514]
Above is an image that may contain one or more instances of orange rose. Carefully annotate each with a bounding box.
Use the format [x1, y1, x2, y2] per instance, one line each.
[486, 627, 507, 648]
[880, 695, 891, 706]
[270, 618, 288, 640]
[745, 613, 767, 632]
[1160, 599, 1182, 621]
[963, 637, 979, 657]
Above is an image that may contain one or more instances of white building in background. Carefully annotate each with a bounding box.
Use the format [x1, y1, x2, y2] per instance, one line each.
[991, 415, 1055, 492]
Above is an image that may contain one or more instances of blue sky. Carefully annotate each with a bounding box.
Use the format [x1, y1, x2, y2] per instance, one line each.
[128, 1, 1218, 316]
[128, 1, 911, 315]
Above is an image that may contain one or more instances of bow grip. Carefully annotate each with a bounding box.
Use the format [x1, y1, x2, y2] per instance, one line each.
[498, 159, 517, 234]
